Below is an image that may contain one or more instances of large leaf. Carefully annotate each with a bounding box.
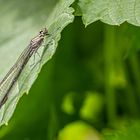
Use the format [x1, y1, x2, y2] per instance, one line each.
[0, 0, 74, 126]
[77, 0, 140, 26]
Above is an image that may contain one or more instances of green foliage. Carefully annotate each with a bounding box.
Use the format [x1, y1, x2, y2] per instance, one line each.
[0, 0, 74, 126]
[58, 121, 102, 140]
[77, 0, 140, 26]
[0, 0, 140, 140]
[104, 120, 140, 140]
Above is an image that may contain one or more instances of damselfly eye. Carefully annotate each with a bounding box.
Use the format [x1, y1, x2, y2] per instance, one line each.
[39, 28, 48, 36]
[39, 30, 43, 34]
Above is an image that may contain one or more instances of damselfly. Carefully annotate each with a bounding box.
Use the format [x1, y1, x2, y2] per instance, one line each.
[0, 28, 49, 109]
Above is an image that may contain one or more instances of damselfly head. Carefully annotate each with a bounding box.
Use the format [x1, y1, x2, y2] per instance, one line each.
[39, 28, 49, 37]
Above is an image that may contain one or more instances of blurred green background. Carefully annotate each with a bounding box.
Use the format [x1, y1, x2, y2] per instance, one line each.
[1, 0, 140, 140]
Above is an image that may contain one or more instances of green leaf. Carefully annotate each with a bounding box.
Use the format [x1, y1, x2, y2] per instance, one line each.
[77, 0, 140, 26]
[0, 0, 74, 126]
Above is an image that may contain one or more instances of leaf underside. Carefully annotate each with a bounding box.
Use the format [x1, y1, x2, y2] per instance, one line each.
[0, 0, 74, 126]
[77, 0, 140, 26]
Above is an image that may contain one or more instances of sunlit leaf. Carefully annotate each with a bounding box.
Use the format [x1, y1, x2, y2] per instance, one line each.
[77, 0, 140, 26]
[0, 0, 74, 126]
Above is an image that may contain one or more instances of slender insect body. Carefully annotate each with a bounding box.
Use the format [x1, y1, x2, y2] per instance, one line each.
[0, 28, 49, 108]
